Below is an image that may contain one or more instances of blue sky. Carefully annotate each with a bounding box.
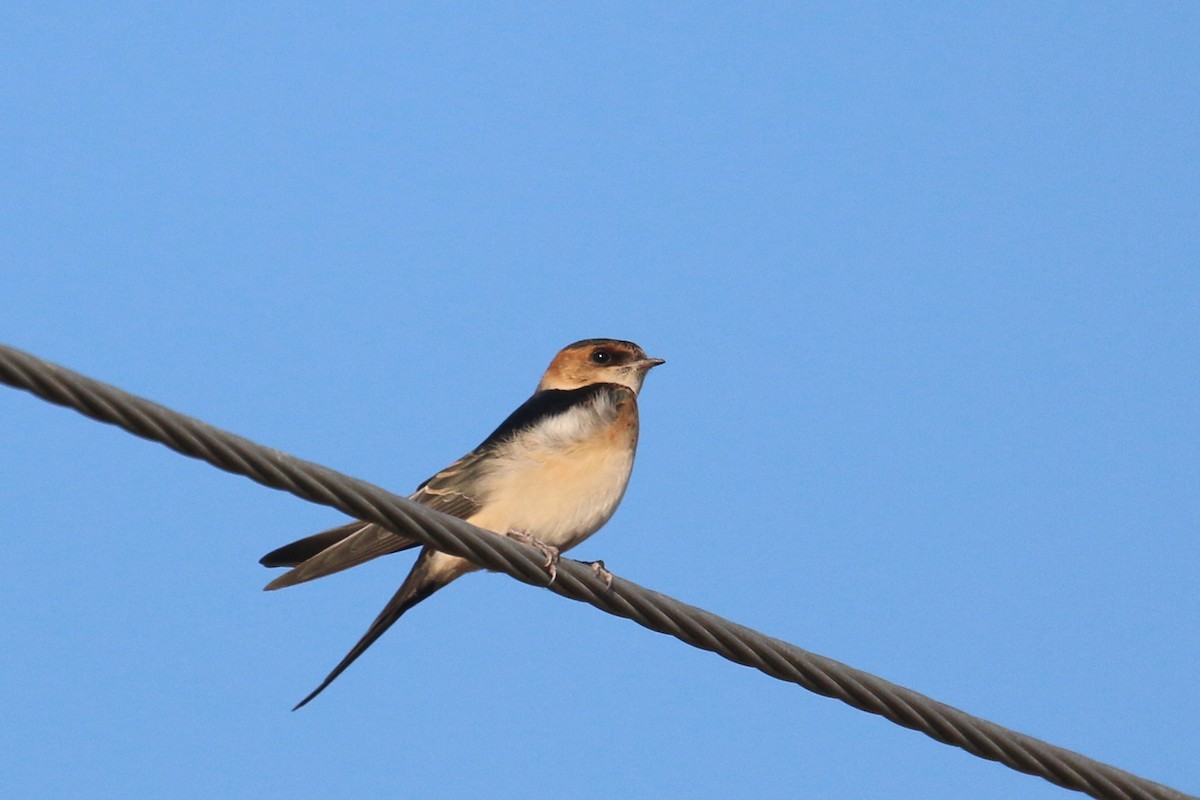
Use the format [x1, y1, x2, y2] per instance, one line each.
[2, 3, 1197, 798]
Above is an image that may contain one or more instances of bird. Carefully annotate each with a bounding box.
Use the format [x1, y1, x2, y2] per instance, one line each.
[260, 338, 664, 709]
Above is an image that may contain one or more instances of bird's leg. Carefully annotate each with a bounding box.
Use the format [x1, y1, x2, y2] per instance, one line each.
[505, 530, 561, 584]
[587, 559, 614, 591]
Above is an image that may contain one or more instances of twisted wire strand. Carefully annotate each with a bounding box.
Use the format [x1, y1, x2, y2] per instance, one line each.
[0, 342, 1191, 800]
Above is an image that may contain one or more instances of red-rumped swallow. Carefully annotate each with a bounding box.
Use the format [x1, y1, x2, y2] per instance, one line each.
[261, 338, 664, 708]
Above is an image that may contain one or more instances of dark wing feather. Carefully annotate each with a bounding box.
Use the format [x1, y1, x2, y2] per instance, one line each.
[263, 523, 421, 590]
[261, 448, 492, 590]
[407, 449, 491, 519]
[260, 520, 380, 568]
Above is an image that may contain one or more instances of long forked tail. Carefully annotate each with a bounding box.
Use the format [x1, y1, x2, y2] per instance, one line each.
[292, 547, 448, 710]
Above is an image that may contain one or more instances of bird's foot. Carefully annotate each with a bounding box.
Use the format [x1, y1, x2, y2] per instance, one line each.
[587, 559, 614, 591]
[506, 530, 561, 584]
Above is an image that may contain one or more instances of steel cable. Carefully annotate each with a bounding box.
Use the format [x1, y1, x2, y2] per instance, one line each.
[0, 342, 1191, 800]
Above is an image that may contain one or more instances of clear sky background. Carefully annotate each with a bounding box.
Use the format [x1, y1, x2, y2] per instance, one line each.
[2, 4, 1197, 799]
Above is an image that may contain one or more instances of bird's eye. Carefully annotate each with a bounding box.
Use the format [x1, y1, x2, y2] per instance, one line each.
[591, 349, 612, 365]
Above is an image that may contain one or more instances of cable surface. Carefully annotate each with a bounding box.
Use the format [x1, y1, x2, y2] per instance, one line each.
[0, 342, 1191, 800]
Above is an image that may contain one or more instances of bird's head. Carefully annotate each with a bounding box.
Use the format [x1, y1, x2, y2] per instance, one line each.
[538, 338, 665, 394]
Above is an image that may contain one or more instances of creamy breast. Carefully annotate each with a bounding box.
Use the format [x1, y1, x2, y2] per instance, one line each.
[469, 387, 638, 549]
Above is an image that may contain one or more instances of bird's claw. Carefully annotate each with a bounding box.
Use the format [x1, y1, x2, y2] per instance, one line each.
[588, 560, 614, 590]
[506, 531, 561, 584]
